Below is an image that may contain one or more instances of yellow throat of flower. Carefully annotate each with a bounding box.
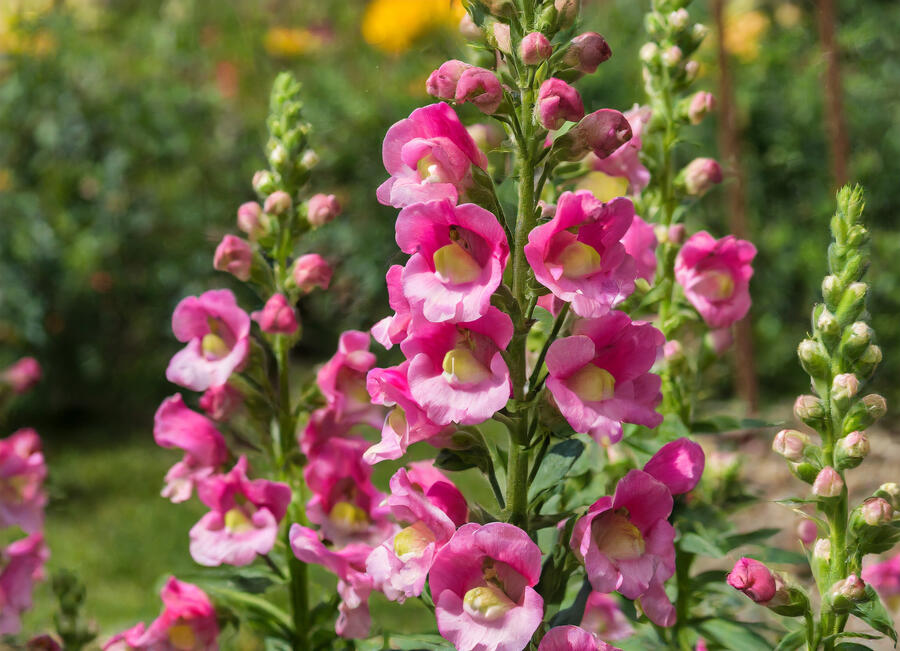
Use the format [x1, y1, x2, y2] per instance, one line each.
[330, 501, 369, 531]
[594, 511, 645, 561]
[433, 241, 482, 285]
[393, 521, 436, 559]
[568, 365, 616, 402]
[167, 623, 197, 651]
[442, 347, 491, 385]
[557, 240, 603, 279]
[462, 584, 516, 622]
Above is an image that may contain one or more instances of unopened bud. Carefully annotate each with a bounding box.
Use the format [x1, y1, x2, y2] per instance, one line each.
[639, 42, 660, 65]
[252, 170, 277, 196]
[662, 45, 683, 67]
[687, 91, 715, 125]
[822, 275, 842, 308]
[797, 519, 818, 545]
[520, 32, 552, 65]
[664, 340, 685, 363]
[213, 235, 253, 282]
[772, 429, 810, 462]
[426, 59, 472, 100]
[237, 201, 266, 240]
[252, 293, 299, 335]
[300, 149, 320, 169]
[861, 497, 894, 526]
[459, 13, 482, 40]
[831, 373, 859, 409]
[681, 158, 723, 196]
[264, 191, 292, 216]
[816, 309, 839, 338]
[563, 32, 612, 74]
[798, 339, 829, 379]
[291, 253, 333, 293]
[554, 0, 580, 27]
[553, 109, 632, 162]
[836, 431, 869, 470]
[843, 394, 886, 434]
[455, 67, 503, 115]
[854, 344, 882, 378]
[306, 193, 341, 227]
[269, 143, 288, 168]
[813, 538, 831, 561]
[668, 8, 690, 29]
[835, 282, 867, 325]
[491, 22, 511, 54]
[692, 23, 709, 42]
[830, 574, 866, 611]
[794, 395, 825, 425]
[812, 466, 844, 498]
[684, 60, 700, 82]
[668, 223, 686, 244]
[875, 483, 900, 511]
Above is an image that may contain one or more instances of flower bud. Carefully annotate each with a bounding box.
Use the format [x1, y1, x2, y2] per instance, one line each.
[520, 32, 552, 65]
[426, 60, 472, 100]
[812, 466, 844, 498]
[836, 431, 869, 470]
[830, 574, 867, 612]
[563, 32, 612, 74]
[668, 8, 690, 29]
[478, 0, 515, 18]
[813, 538, 831, 561]
[854, 344, 882, 379]
[536, 78, 585, 130]
[831, 372, 859, 409]
[306, 193, 341, 227]
[252, 170, 277, 196]
[455, 67, 503, 115]
[668, 223, 686, 244]
[554, 0, 580, 27]
[662, 45, 683, 67]
[264, 191, 292, 216]
[1, 357, 41, 394]
[459, 13, 482, 40]
[553, 109, 632, 162]
[707, 327, 734, 355]
[199, 383, 242, 421]
[684, 60, 700, 82]
[237, 201, 269, 240]
[797, 519, 818, 545]
[491, 22, 511, 54]
[822, 275, 841, 308]
[291, 253, 333, 293]
[252, 293, 298, 335]
[835, 282, 867, 325]
[842, 394, 886, 434]
[639, 42, 660, 65]
[300, 149, 319, 169]
[727, 558, 777, 604]
[692, 23, 709, 42]
[794, 395, 825, 426]
[664, 339, 685, 362]
[815, 309, 839, 338]
[772, 429, 810, 463]
[797, 339, 829, 380]
[687, 91, 715, 125]
[861, 497, 894, 526]
[213, 235, 253, 282]
[681, 158, 723, 196]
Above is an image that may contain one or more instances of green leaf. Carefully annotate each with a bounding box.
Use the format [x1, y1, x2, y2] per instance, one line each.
[690, 415, 780, 434]
[752, 546, 807, 565]
[550, 578, 592, 627]
[206, 586, 294, 639]
[679, 532, 725, 558]
[529, 438, 585, 500]
[773, 629, 806, 651]
[723, 528, 781, 551]
[690, 570, 728, 589]
[699, 619, 773, 651]
[834, 644, 875, 651]
[658, 412, 690, 441]
[850, 586, 898, 644]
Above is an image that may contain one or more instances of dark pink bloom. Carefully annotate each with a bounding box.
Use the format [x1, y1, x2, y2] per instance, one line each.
[536, 79, 585, 131]
[621, 215, 657, 282]
[429, 522, 544, 651]
[396, 200, 509, 323]
[570, 470, 676, 627]
[316, 331, 383, 425]
[0, 429, 47, 534]
[251, 293, 298, 335]
[213, 234, 252, 281]
[154, 395, 228, 503]
[642, 438, 705, 495]
[525, 191, 637, 318]
[0, 533, 48, 635]
[166, 289, 251, 391]
[863, 554, 900, 606]
[538, 626, 621, 651]
[292, 253, 333, 293]
[592, 106, 651, 194]
[546, 313, 663, 445]
[378, 102, 488, 208]
[189, 457, 291, 567]
[563, 32, 612, 73]
[406, 461, 469, 528]
[427, 60, 472, 100]
[298, 405, 373, 460]
[198, 383, 242, 421]
[307, 193, 341, 227]
[371, 265, 413, 349]
[675, 232, 756, 329]
[727, 558, 778, 604]
[2, 357, 41, 394]
[520, 32, 552, 65]
[581, 592, 633, 640]
[401, 308, 513, 426]
[560, 110, 633, 161]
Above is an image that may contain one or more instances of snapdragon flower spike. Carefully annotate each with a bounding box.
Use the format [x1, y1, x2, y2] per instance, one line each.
[0, 429, 47, 534]
[316, 330, 383, 425]
[189, 456, 291, 567]
[396, 199, 509, 323]
[592, 106, 651, 194]
[251, 293, 299, 335]
[1, 357, 41, 394]
[538, 626, 622, 651]
[198, 383, 242, 421]
[525, 191, 638, 318]
[570, 470, 676, 627]
[166, 289, 251, 392]
[642, 438, 706, 495]
[581, 592, 634, 640]
[363, 363, 452, 464]
[674, 231, 757, 329]
[103, 577, 218, 651]
[401, 307, 513, 426]
[0, 533, 48, 636]
[153, 395, 228, 503]
[371, 265, 413, 350]
[429, 522, 544, 651]
[377, 102, 488, 208]
[546, 313, 664, 445]
[621, 215, 658, 282]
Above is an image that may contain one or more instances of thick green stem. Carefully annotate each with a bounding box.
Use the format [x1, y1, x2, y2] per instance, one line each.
[506, 424, 530, 528]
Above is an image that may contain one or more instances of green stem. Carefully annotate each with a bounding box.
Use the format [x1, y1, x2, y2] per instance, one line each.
[671, 546, 695, 650]
[506, 423, 530, 528]
[527, 303, 570, 399]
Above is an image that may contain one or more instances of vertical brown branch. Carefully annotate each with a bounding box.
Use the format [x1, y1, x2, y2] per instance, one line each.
[712, 0, 759, 413]
[816, 0, 850, 187]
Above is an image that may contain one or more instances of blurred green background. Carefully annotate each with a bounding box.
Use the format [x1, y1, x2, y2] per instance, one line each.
[1, 0, 899, 637]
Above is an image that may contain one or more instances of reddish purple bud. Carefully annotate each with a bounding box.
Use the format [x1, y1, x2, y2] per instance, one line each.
[264, 191, 292, 216]
[292, 253, 333, 293]
[861, 497, 894, 526]
[688, 91, 716, 125]
[520, 32, 552, 65]
[536, 78, 585, 130]
[426, 59, 472, 101]
[199, 383, 243, 421]
[213, 235, 253, 282]
[813, 466, 844, 498]
[558, 109, 632, 161]
[563, 32, 612, 74]
[307, 193, 341, 227]
[642, 438, 705, 495]
[252, 294, 299, 335]
[667, 224, 686, 245]
[797, 519, 818, 545]
[455, 67, 504, 115]
[728, 557, 778, 603]
[2, 357, 41, 394]
[682, 158, 723, 196]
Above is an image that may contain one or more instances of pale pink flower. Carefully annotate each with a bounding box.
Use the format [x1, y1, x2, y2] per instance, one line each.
[0, 533, 48, 635]
[2, 357, 41, 394]
[581, 592, 634, 640]
[455, 67, 503, 115]
[251, 293, 298, 335]
[166, 289, 251, 391]
[538, 626, 622, 651]
[525, 191, 637, 318]
[621, 215, 657, 282]
[213, 234, 252, 281]
[688, 91, 716, 125]
[0, 429, 47, 534]
[292, 253, 332, 293]
[427, 60, 472, 100]
[396, 200, 509, 323]
[536, 79, 585, 131]
[546, 313, 664, 445]
[675, 232, 756, 329]
[371, 265, 413, 349]
[592, 105, 651, 194]
[642, 438, 705, 495]
[682, 158, 723, 196]
[307, 193, 341, 227]
[316, 331, 383, 425]
[198, 383, 242, 421]
[521, 32, 553, 64]
[727, 557, 778, 604]
[189, 457, 291, 567]
[264, 191, 291, 216]
[429, 522, 544, 651]
[377, 102, 488, 208]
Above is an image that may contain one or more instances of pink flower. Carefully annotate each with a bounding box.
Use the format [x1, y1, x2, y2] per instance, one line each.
[316, 331, 383, 425]
[364, 363, 451, 464]
[642, 438, 705, 495]
[213, 234, 252, 281]
[560, 110, 633, 161]
[264, 191, 292, 216]
[292, 253, 333, 293]
[153, 395, 228, 503]
[688, 91, 716, 125]
[2, 357, 41, 394]
[592, 106, 651, 194]
[299, 406, 372, 459]
[862, 554, 900, 607]
[237, 201, 265, 239]
[251, 293, 299, 335]
[520, 32, 552, 65]
[538, 626, 622, 651]
[166, 289, 251, 391]
[455, 68, 503, 115]
[581, 592, 634, 640]
[427, 60, 472, 100]
[0, 533, 48, 635]
[307, 193, 341, 227]
[396, 200, 509, 323]
[570, 470, 676, 627]
[536, 79, 585, 131]
[103, 577, 218, 650]
[189, 457, 291, 567]
[682, 158, 723, 196]
[546, 313, 664, 444]
[429, 522, 544, 651]
[377, 102, 488, 208]
[198, 383, 242, 421]
[0, 429, 47, 534]
[674, 232, 756, 329]
[525, 191, 637, 318]
[401, 308, 513, 426]
[372, 265, 413, 349]
[563, 32, 612, 73]
[727, 557, 778, 604]
[621, 215, 657, 282]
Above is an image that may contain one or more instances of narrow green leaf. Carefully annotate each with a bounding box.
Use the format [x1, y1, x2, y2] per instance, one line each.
[528, 438, 585, 500]
[699, 619, 773, 651]
[723, 528, 781, 551]
[679, 532, 725, 558]
[773, 629, 806, 651]
[850, 586, 898, 644]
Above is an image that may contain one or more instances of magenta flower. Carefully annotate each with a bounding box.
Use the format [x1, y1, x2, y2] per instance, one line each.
[213, 234, 252, 281]
[316, 330, 383, 425]
[521, 32, 553, 65]
[103, 577, 218, 650]
[0, 533, 48, 635]
[536, 79, 585, 131]
[251, 293, 299, 335]
[0, 429, 47, 534]
[1, 357, 41, 394]
[396, 200, 509, 323]
[592, 105, 651, 194]
[292, 253, 333, 293]
[189, 457, 291, 567]
[863, 554, 900, 608]
[560, 110, 633, 161]
[621, 215, 658, 282]
[563, 32, 612, 74]
[538, 626, 622, 651]
[675, 232, 756, 329]
[154, 395, 228, 503]
[427, 60, 472, 101]
[429, 522, 544, 651]
[727, 557, 778, 604]
[363, 363, 452, 464]
[372, 265, 413, 350]
[525, 191, 637, 318]
[570, 470, 676, 627]
[377, 102, 488, 208]
[642, 438, 705, 495]
[166, 289, 250, 391]
[298, 406, 371, 459]
[581, 592, 634, 640]
[455, 67, 504, 115]
[198, 383, 242, 421]
[546, 313, 664, 445]
[401, 308, 513, 426]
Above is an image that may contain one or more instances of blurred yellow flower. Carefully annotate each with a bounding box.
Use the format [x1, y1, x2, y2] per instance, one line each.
[576, 172, 629, 203]
[724, 9, 770, 62]
[0, 168, 12, 192]
[264, 27, 323, 58]
[774, 3, 802, 28]
[362, 0, 465, 54]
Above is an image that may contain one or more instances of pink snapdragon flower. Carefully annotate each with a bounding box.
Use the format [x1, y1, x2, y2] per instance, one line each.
[316, 330, 382, 425]
[0, 429, 47, 534]
[727, 558, 778, 604]
[166, 289, 251, 391]
[581, 592, 634, 640]
[0, 533, 48, 635]
[621, 215, 658, 282]
[299, 406, 371, 459]
[642, 438, 705, 495]
[251, 293, 298, 335]
[377, 102, 488, 208]
[292, 253, 333, 293]
[546, 313, 664, 445]
[367, 467, 466, 601]
[559, 110, 633, 161]
[372, 265, 413, 349]
[455, 67, 503, 115]
[570, 470, 676, 627]
[429, 522, 544, 651]
[536, 79, 585, 131]
[675, 232, 757, 329]
[538, 626, 622, 651]
[396, 200, 509, 323]
[401, 308, 513, 426]
[521, 32, 552, 65]
[862, 554, 900, 609]
[427, 60, 472, 100]
[592, 105, 651, 194]
[103, 577, 218, 650]
[189, 457, 291, 567]
[525, 191, 637, 318]
[2, 357, 41, 394]
[154, 395, 228, 503]
[363, 363, 451, 464]
[307, 193, 341, 227]
[213, 234, 252, 281]
[563, 32, 612, 74]
[198, 383, 242, 421]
